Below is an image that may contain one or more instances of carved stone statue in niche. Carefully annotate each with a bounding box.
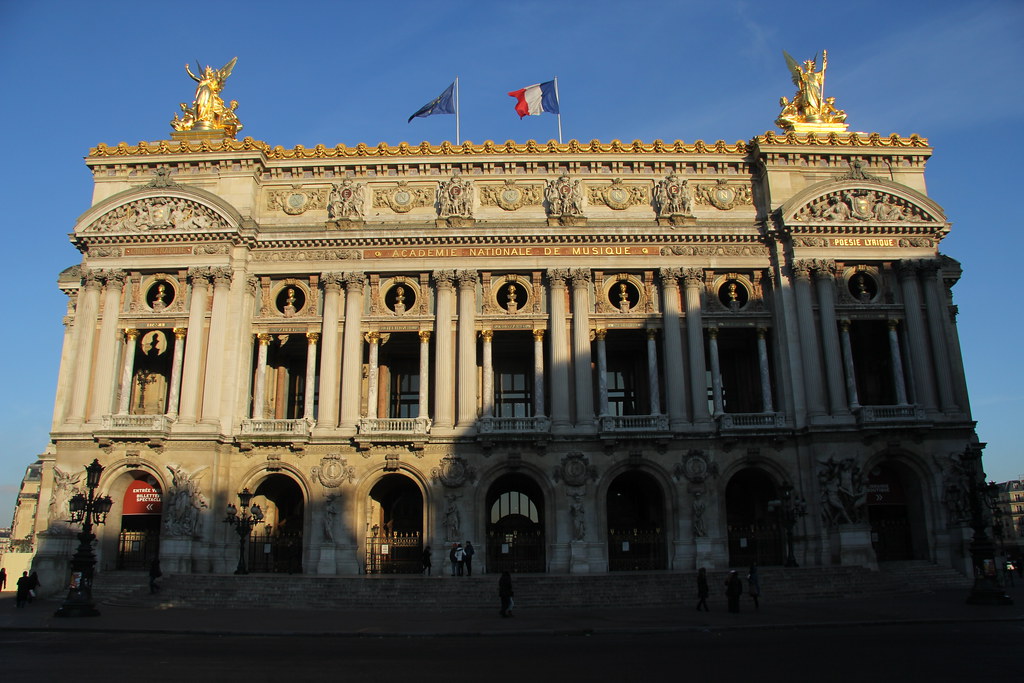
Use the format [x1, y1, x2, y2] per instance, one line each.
[654, 174, 693, 226]
[544, 174, 585, 226]
[328, 179, 365, 224]
[437, 173, 474, 226]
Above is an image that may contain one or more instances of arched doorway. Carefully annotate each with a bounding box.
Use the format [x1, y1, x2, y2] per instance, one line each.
[867, 461, 928, 561]
[726, 468, 784, 567]
[249, 474, 304, 573]
[486, 473, 545, 573]
[606, 470, 667, 570]
[365, 473, 423, 574]
[116, 473, 162, 570]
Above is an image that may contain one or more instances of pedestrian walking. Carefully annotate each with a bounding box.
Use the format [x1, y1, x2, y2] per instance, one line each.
[498, 571, 514, 617]
[455, 543, 466, 576]
[464, 541, 475, 576]
[422, 546, 432, 576]
[27, 571, 41, 603]
[747, 561, 761, 610]
[15, 571, 31, 608]
[696, 567, 710, 612]
[725, 570, 743, 613]
[149, 559, 162, 594]
[449, 543, 458, 576]
[0, 567, 7, 591]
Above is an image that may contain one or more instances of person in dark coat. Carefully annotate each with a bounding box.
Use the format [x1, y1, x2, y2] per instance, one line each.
[747, 562, 761, 610]
[498, 571, 514, 617]
[15, 571, 31, 608]
[449, 543, 458, 577]
[725, 570, 743, 613]
[464, 541, 476, 577]
[27, 571, 40, 603]
[696, 567, 710, 612]
[149, 559, 162, 594]
[0, 567, 7, 591]
[422, 546, 432, 576]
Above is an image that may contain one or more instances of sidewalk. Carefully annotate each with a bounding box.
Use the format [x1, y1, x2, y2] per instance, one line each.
[0, 581, 1020, 638]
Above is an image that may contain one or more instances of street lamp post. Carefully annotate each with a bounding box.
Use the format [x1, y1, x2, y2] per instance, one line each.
[773, 483, 808, 568]
[961, 444, 1013, 605]
[55, 459, 114, 618]
[224, 488, 264, 575]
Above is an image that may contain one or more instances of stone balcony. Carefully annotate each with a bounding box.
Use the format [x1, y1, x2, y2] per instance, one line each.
[855, 404, 927, 426]
[355, 416, 432, 450]
[96, 414, 172, 444]
[598, 414, 671, 440]
[238, 418, 313, 448]
[718, 412, 787, 432]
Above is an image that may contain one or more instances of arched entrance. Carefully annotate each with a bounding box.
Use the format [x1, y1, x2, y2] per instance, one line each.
[365, 473, 423, 574]
[726, 468, 784, 567]
[249, 474, 304, 573]
[486, 473, 545, 573]
[867, 461, 928, 561]
[116, 473, 162, 569]
[606, 470, 667, 570]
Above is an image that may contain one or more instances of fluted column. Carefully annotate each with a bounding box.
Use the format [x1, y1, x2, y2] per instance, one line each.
[792, 261, 826, 417]
[897, 261, 936, 411]
[433, 270, 455, 428]
[888, 319, 909, 405]
[339, 272, 366, 430]
[658, 268, 687, 426]
[838, 320, 860, 410]
[708, 327, 724, 416]
[166, 328, 186, 418]
[481, 330, 494, 418]
[91, 270, 127, 421]
[318, 273, 343, 429]
[418, 330, 431, 419]
[304, 332, 319, 420]
[812, 262, 848, 415]
[456, 270, 479, 427]
[533, 329, 546, 417]
[66, 271, 103, 422]
[920, 261, 957, 412]
[252, 333, 271, 419]
[365, 332, 381, 419]
[570, 269, 594, 426]
[646, 329, 661, 414]
[756, 327, 775, 412]
[547, 269, 571, 430]
[116, 329, 139, 414]
[178, 267, 211, 424]
[594, 329, 608, 416]
[201, 267, 232, 423]
[683, 268, 711, 424]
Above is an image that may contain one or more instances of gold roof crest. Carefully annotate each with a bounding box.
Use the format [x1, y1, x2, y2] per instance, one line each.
[170, 57, 243, 139]
[776, 50, 848, 133]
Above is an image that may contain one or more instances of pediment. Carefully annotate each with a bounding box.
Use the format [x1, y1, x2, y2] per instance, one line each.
[74, 181, 242, 236]
[779, 178, 946, 227]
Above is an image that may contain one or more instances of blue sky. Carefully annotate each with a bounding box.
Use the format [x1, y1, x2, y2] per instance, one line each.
[0, 0, 1021, 521]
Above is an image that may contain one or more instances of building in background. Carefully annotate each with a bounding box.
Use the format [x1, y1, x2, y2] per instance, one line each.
[993, 479, 1024, 561]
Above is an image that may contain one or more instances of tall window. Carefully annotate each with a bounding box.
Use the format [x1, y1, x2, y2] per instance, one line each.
[493, 332, 533, 417]
[389, 369, 419, 418]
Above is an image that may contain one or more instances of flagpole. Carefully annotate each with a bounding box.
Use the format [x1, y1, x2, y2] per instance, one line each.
[455, 76, 461, 145]
[553, 76, 563, 144]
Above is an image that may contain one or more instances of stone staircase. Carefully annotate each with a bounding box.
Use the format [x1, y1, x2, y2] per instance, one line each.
[91, 562, 971, 611]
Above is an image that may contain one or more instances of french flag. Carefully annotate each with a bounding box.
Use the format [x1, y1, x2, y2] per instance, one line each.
[508, 80, 560, 118]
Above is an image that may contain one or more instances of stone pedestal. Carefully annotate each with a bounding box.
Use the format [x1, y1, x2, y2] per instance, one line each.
[569, 540, 593, 573]
[160, 537, 194, 574]
[32, 533, 78, 597]
[694, 537, 715, 570]
[832, 523, 877, 570]
[335, 544, 361, 575]
[316, 542, 337, 575]
[548, 543, 570, 574]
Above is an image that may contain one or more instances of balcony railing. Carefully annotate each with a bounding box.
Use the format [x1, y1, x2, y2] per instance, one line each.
[478, 416, 552, 434]
[101, 414, 172, 432]
[718, 412, 787, 431]
[856, 405, 926, 425]
[357, 417, 432, 436]
[598, 414, 670, 435]
[240, 418, 313, 437]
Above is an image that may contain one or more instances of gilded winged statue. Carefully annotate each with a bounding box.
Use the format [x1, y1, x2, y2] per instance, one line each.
[776, 50, 847, 131]
[171, 57, 243, 138]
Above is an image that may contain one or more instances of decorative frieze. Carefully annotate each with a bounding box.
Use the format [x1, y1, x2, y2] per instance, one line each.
[86, 197, 226, 233]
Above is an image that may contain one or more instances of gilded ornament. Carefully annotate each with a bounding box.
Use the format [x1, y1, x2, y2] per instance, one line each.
[373, 182, 433, 213]
[588, 179, 649, 210]
[170, 58, 243, 138]
[266, 187, 329, 215]
[479, 180, 542, 211]
[776, 50, 848, 133]
[695, 179, 753, 211]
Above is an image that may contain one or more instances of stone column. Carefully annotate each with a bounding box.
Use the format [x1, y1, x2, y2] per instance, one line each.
[792, 261, 826, 417]
[252, 333, 271, 419]
[178, 267, 211, 424]
[897, 261, 936, 411]
[433, 270, 455, 429]
[646, 329, 661, 414]
[201, 267, 232, 423]
[166, 328, 186, 418]
[91, 270, 127, 421]
[887, 319, 909, 405]
[658, 268, 687, 426]
[481, 330, 494, 418]
[318, 273, 343, 429]
[707, 327, 724, 416]
[533, 329, 546, 417]
[547, 269, 571, 430]
[920, 261, 957, 412]
[365, 331, 380, 420]
[116, 328, 139, 414]
[594, 329, 608, 416]
[418, 330, 431, 419]
[813, 262, 849, 415]
[456, 270, 479, 427]
[570, 269, 594, 426]
[339, 272, 366, 430]
[67, 270, 104, 422]
[756, 327, 775, 413]
[683, 268, 711, 424]
[304, 332, 319, 420]
[838, 320, 860, 410]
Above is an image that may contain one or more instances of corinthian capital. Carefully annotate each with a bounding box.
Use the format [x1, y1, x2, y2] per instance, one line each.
[342, 271, 366, 292]
[103, 269, 128, 287]
[569, 268, 591, 288]
[210, 266, 233, 287]
[546, 268, 568, 287]
[187, 266, 213, 286]
[433, 269, 455, 290]
[456, 269, 479, 288]
[658, 267, 682, 287]
[791, 260, 813, 280]
[682, 268, 705, 287]
[320, 272, 344, 292]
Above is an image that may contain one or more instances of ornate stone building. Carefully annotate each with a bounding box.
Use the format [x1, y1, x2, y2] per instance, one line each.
[25, 60, 986, 584]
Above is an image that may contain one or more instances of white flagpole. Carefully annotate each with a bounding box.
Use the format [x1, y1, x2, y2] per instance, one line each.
[455, 76, 461, 145]
[553, 76, 563, 144]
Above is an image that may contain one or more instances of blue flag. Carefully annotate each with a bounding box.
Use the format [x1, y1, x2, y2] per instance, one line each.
[408, 82, 456, 123]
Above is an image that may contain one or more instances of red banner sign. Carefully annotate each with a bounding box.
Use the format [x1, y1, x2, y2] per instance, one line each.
[122, 481, 162, 515]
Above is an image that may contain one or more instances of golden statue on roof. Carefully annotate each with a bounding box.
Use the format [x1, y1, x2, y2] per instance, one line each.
[171, 57, 243, 138]
[776, 50, 848, 133]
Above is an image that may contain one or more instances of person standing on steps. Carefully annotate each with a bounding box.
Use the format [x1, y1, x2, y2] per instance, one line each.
[0, 567, 7, 592]
[149, 559, 162, 594]
[464, 541, 475, 576]
[455, 543, 466, 576]
[725, 570, 743, 613]
[498, 571, 514, 617]
[422, 545, 432, 576]
[15, 571, 31, 608]
[747, 562, 761, 610]
[449, 543, 458, 577]
[696, 567, 710, 612]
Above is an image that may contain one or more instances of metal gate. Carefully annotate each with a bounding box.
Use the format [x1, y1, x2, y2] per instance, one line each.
[727, 522, 784, 567]
[607, 528, 666, 571]
[117, 530, 159, 570]
[486, 528, 545, 573]
[365, 531, 422, 574]
[247, 530, 303, 573]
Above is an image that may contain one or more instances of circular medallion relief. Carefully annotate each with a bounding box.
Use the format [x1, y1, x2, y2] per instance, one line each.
[146, 280, 175, 311]
[717, 280, 749, 310]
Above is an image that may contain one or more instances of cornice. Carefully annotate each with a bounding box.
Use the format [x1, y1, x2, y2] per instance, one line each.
[754, 131, 929, 148]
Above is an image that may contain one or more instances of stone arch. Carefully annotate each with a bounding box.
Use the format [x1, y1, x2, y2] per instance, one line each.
[356, 463, 431, 574]
[481, 464, 551, 574]
[73, 183, 243, 235]
[601, 464, 672, 571]
[724, 466, 788, 567]
[778, 178, 948, 231]
[862, 448, 936, 562]
[95, 461, 168, 573]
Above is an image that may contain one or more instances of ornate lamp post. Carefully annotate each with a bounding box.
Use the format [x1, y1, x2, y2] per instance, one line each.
[224, 488, 264, 575]
[55, 459, 114, 618]
[772, 482, 808, 567]
[961, 444, 1013, 605]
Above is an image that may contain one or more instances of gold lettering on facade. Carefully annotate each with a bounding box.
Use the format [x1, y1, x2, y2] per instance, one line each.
[829, 238, 896, 247]
[363, 245, 656, 259]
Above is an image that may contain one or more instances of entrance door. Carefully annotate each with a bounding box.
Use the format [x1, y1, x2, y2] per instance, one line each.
[365, 474, 423, 574]
[867, 463, 921, 561]
[486, 473, 545, 573]
[726, 469, 784, 567]
[117, 477, 162, 569]
[248, 474, 305, 573]
[607, 471, 666, 570]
